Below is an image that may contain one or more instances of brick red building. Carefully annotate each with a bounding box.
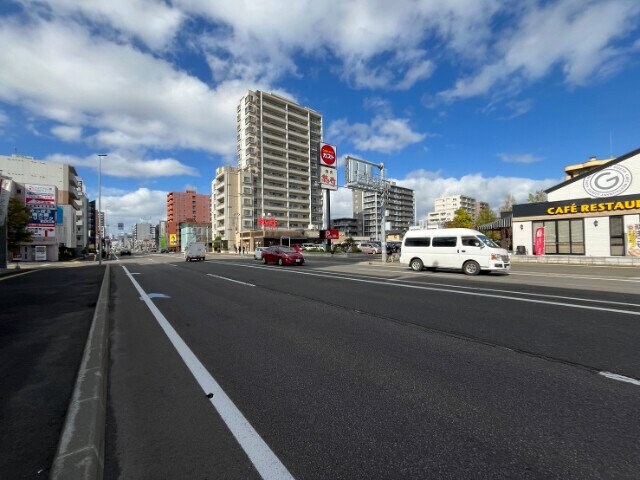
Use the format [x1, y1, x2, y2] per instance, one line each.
[167, 189, 211, 251]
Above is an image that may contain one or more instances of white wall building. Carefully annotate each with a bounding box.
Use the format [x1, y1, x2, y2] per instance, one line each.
[426, 195, 478, 226]
[513, 147, 640, 259]
[353, 182, 415, 239]
[0, 154, 85, 260]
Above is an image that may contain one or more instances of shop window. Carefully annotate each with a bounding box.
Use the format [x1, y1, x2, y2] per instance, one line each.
[533, 219, 584, 255]
[610, 216, 624, 256]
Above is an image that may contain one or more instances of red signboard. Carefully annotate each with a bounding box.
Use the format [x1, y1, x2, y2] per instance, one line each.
[534, 227, 545, 255]
[319, 143, 337, 167]
[321, 229, 339, 240]
[258, 217, 278, 229]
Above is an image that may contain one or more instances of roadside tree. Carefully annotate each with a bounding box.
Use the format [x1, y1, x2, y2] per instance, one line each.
[446, 208, 474, 228]
[7, 198, 32, 252]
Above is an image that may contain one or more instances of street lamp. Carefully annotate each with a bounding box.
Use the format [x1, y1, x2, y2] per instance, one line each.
[97, 154, 107, 266]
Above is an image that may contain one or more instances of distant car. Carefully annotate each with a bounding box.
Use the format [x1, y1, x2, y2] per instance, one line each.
[160, 248, 169, 253]
[119, 248, 131, 256]
[262, 246, 305, 266]
[254, 247, 268, 260]
[359, 243, 381, 254]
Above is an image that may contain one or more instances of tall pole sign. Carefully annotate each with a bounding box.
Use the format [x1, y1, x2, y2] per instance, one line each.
[319, 143, 337, 251]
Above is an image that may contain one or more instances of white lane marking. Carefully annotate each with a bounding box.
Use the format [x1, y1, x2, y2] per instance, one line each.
[122, 266, 293, 480]
[221, 262, 640, 316]
[599, 371, 640, 386]
[168, 264, 178, 267]
[346, 271, 640, 308]
[207, 273, 255, 287]
[509, 271, 640, 283]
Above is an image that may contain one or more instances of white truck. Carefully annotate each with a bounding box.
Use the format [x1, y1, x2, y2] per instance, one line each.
[184, 242, 206, 262]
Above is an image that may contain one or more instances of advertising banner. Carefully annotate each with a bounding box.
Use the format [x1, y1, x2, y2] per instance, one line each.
[28, 207, 56, 227]
[627, 224, 640, 256]
[534, 227, 545, 255]
[320, 229, 339, 240]
[169, 233, 177, 247]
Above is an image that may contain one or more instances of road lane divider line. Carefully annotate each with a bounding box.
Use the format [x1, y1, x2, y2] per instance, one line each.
[221, 262, 640, 316]
[122, 266, 293, 480]
[599, 371, 640, 386]
[207, 273, 255, 287]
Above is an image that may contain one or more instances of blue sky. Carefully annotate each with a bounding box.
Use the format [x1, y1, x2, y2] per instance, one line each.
[1, 0, 639, 232]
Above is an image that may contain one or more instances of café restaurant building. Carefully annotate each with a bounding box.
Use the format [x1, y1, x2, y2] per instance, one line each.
[512, 147, 640, 257]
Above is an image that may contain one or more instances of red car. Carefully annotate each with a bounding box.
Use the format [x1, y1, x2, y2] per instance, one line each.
[262, 246, 305, 266]
[290, 244, 303, 252]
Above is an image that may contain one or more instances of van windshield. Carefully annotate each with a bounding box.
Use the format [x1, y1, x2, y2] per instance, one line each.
[477, 235, 499, 248]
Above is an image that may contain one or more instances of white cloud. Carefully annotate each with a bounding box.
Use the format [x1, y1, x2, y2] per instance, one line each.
[440, 0, 640, 100]
[180, 0, 499, 90]
[330, 170, 560, 222]
[497, 153, 542, 164]
[44, 152, 199, 178]
[18, 0, 184, 50]
[327, 115, 426, 153]
[0, 17, 242, 157]
[101, 187, 168, 232]
[51, 125, 83, 142]
[397, 170, 559, 221]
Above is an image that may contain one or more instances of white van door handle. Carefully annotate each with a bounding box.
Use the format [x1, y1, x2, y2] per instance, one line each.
[460, 249, 466, 253]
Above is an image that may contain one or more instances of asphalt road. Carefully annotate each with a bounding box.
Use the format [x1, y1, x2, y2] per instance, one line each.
[0, 265, 105, 479]
[105, 254, 640, 479]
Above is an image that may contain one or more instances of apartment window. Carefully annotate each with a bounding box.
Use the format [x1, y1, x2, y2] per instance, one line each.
[610, 216, 625, 256]
[243, 187, 252, 194]
[243, 209, 252, 217]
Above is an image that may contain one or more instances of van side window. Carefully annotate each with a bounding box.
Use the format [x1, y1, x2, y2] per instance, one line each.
[432, 237, 457, 247]
[405, 237, 430, 247]
[461, 236, 481, 247]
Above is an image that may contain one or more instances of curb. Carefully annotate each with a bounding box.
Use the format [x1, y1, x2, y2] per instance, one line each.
[50, 265, 110, 480]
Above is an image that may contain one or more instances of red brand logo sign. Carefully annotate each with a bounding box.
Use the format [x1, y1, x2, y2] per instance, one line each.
[320, 144, 336, 167]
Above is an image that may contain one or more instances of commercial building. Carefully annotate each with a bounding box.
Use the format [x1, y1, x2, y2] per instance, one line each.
[353, 182, 415, 240]
[0, 154, 86, 261]
[212, 90, 324, 251]
[513, 148, 640, 259]
[166, 189, 211, 251]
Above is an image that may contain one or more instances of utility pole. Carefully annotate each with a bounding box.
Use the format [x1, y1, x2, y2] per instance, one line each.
[97, 154, 107, 266]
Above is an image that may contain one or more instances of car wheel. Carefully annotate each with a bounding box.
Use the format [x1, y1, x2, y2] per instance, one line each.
[263, 257, 268, 264]
[410, 258, 423, 271]
[278, 258, 283, 266]
[463, 260, 481, 275]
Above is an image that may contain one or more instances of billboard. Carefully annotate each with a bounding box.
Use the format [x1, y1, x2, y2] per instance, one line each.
[345, 156, 386, 192]
[25, 184, 56, 206]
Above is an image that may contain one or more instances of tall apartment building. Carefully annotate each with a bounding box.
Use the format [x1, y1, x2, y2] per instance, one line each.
[0, 154, 85, 260]
[353, 182, 415, 240]
[426, 195, 486, 226]
[212, 90, 323, 250]
[167, 189, 211, 251]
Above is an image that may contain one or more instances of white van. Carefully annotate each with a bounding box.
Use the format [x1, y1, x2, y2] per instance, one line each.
[184, 242, 206, 262]
[399, 228, 510, 275]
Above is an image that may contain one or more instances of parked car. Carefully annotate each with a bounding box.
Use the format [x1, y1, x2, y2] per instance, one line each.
[359, 242, 381, 254]
[254, 247, 268, 260]
[119, 248, 131, 256]
[262, 246, 305, 266]
[290, 244, 304, 252]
